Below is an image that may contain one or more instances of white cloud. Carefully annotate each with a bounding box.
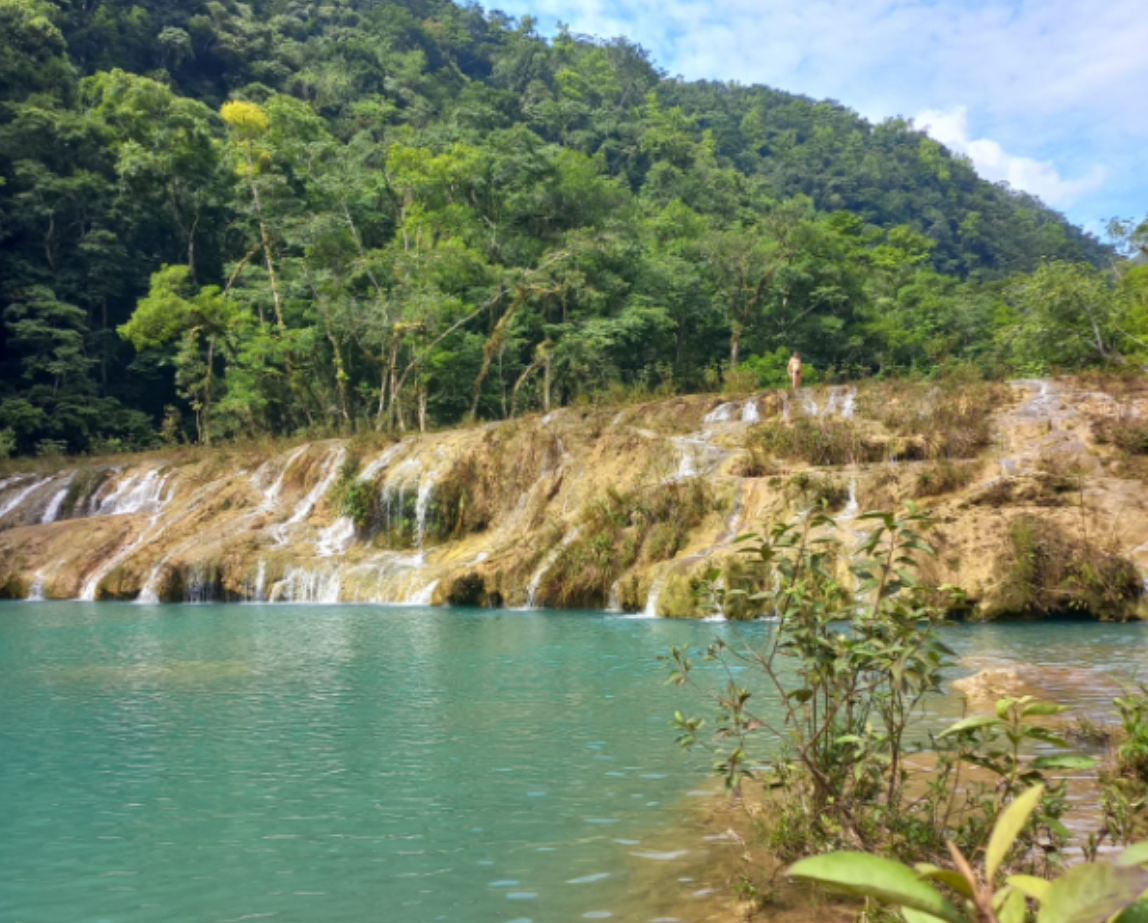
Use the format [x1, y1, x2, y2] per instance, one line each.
[913, 106, 1107, 208]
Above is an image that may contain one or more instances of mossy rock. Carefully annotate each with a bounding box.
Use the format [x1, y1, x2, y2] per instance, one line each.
[658, 574, 700, 619]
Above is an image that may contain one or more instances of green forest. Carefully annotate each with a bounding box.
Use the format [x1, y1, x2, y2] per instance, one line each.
[1, 0, 1146, 455]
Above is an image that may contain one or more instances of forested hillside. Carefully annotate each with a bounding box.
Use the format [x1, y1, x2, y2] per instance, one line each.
[1, 0, 1145, 454]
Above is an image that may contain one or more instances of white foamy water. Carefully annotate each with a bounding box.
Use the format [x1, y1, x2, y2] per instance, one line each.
[643, 576, 667, 618]
[0, 477, 51, 522]
[273, 567, 343, 604]
[524, 526, 582, 609]
[740, 399, 760, 424]
[317, 517, 356, 558]
[40, 475, 73, 524]
[92, 470, 169, 517]
[703, 402, 737, 424]
[287, 448, 346, 527]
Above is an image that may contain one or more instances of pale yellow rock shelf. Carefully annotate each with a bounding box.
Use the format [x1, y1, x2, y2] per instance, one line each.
[2, 378, 1147, 619]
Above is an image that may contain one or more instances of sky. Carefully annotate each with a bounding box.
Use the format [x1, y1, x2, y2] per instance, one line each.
[484, 0, 1148, 237]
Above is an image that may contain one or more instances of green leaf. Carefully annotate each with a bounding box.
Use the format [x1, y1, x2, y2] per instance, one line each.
[1023, 702, 1070, 717]
[1116, 842, 1148, 868]
[996, 887, 1027, 923]
[1007, 874, 1052, 903]
[915, 863, 975, 900]
[1030, 756, 1097, 771]
[986, 784, 1045, 882]
[1112, 900, 1148, 923]
[938, 715, 1000, 739]
[788, 853, 965, 923]
[903, 909, 952, 923]
[1036, 862, 1148, 923]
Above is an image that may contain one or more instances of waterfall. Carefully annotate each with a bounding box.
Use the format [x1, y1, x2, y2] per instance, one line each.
[253, 561, 267, 602]
[643, 576, 667, 618]
[274, 567, 342, 604]
[840, 387, 857, 419]
[41, 475, 73, 524]
[317, 517, 355, 558]
[800, 390, 819, 417]
[0, 476, 51, 522]
[781, 393, 791, 422]
[606, 581, 622, 613]
[258, 445, 309, 511]
[358, 442, 407, 484]
[78, 480, 175, 601]
[93, 470, 169, 517]
[137, 559, 166, 604]
[28, 573, 45, 601]
[740, 399, 761, 424]
[406, 578, 439, 606]
[704, 402, 738, 424]
[184, 564, 216, 604]
[79, 516, 163, 601]
[415, 468, 437, 549]
[669, 434, 725, 481]
[839, 478, 859, 523]
[286, 448, 346, 527]
[523, 526, 582, 609]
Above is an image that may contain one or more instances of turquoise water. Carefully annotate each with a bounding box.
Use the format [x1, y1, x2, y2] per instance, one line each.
[1, 604, 1146, 923]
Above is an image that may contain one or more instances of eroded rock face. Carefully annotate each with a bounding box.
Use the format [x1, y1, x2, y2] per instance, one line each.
[1, 377, 1146, 618]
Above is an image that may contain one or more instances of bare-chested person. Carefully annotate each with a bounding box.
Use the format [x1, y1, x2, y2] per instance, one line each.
[787, 352, 802, 391]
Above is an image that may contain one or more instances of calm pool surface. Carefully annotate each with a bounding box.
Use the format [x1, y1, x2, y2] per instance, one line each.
[1, 603, 1145, 923]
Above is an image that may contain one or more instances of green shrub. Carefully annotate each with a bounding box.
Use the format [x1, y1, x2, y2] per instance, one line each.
[751, 417, 882, 467]
[787, 471, 849, 510]
[914, 459, 977, 497]
[991, 516, 1142, 620]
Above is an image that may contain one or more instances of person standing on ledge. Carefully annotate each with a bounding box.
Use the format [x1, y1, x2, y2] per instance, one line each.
[787, 351, 803, 391]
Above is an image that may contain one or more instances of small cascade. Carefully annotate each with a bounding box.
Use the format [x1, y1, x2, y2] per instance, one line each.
[184, 564, 217, 604]
[377, 457, 422, 546]
[358, 442, 407, 483]
[79, 519, 162, 601]
[28, 573, 45, 601]
[257, 445, 309, 511]
[253, 561, 267, 602]
[274, 567, 342, 604]
[643, 576, 667, 618]
[136, 560, 166, 604]
[781, 392, 791, 422]
[606, 581, 622, 613]
[799, 390, 819, 417]
[317, 517, 355, 558]
[286, 447, 346, 527]
[0, 476, 51, 522]
[78, 486, 173, 601]
[40, 475, 73, 524]
[840, 387, 857, 419]
[740, 399, 761, 424]
[406, 578, 439, 606]
[704, 402, 738, 424]
[839, 478, 859, 523]
[669, 434, 725, 481]
[415, 470, 437, 549]
[524, 526, 581, 609]
[93, 470, 169, 517]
